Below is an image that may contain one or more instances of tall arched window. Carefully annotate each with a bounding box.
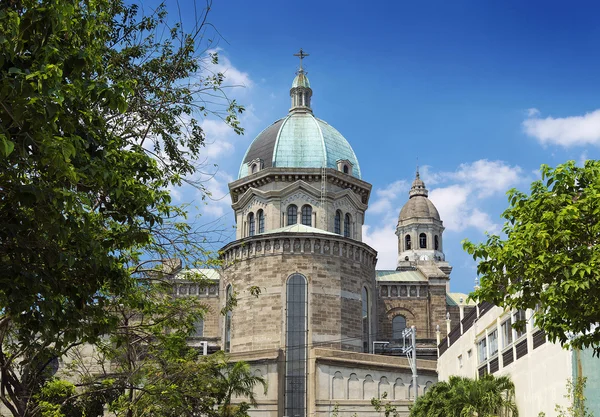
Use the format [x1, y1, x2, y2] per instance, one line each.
[334, 211, 342, 234]
[344, 213, 351, 238]
[419, 233, 427, 249]
[434, 235, 439, 250]
[362, 287, 370, 353]
[224, 285, 233, 352]
[392, 315, 407, 341]
[405, 234, 411, 250]
[301, 205, 312, 226]
[193, 319, 204, 337]
[287, 205, 298, 225]
[343, 165, 349, 174]
[251, 163, 258, 174]
[286, 274, 307, 417]
[248, 212, 255, 237]
[257, 210, 265, 234]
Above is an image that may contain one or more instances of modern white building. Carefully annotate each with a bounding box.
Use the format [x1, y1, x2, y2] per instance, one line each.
[437, 302, 600, 416]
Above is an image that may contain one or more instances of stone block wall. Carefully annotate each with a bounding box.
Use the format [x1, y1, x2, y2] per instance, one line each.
[221, 232, 377, 353]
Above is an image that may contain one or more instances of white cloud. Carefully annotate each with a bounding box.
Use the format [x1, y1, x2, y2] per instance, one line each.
[206, 49, 252, 88]
[523, 109, 600, 147]
[449, 159, 522, 198]
[362, 224, 398, 270]
[369, 180, 408, 215]
[527, 108, 540, 117]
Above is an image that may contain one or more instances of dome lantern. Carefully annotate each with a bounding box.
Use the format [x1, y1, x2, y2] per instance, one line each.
[290, 48, 313, 113]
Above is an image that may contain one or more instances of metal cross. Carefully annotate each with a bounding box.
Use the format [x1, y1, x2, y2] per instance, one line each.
[293, 48, 309, 71]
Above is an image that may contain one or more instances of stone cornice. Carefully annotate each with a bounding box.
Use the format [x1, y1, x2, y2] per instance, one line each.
[220, 232, 378, 268]
[232, 180, 369, 212]
[228, 167, 372, 205]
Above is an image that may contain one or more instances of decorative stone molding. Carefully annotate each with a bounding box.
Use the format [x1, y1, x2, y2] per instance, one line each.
[220, 232, 378, 268]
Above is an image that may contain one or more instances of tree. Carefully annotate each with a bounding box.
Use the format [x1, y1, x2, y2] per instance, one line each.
[463, 160, 600, 354]
[409, 374, 518, 417]
[0, 0, 244, 415]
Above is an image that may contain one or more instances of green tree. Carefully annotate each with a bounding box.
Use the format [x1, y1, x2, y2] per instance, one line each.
[463, 160, 600, 354]
[0, 0, 244, 415]
[409, 374, 518, 417]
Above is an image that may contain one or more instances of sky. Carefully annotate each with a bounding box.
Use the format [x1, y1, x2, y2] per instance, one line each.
[162, 0, 600, 294]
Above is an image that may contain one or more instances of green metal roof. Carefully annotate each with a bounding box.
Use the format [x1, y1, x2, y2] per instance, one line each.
[376, 270, 427, 282]
[292, 72, 310, 88]
[261, 224, 338, 236]
[446, 292, 477, 306]
[238, 112, 361, 178]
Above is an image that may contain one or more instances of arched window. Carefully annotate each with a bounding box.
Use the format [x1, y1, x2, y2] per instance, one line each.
[334, 210, 342, 234]
[193, 319, 204, 337]
[251, 163, 258, 174]
[362, 287, 370, 353]
[286, 274, 307, 417]
[257, 210, 264, 234]
[224, 285, 233, 352]
[392, 315, 407, 341]
[405, 234, 411, 250]
[343, 165, 349, 174]
[287, 205, 298, 225]
[419, 233, 427, 249]
[434, 235, 439, 250]
[301, 205, 312, 226]
[344, 213, 351, 238]
[248, 212, 255, 237]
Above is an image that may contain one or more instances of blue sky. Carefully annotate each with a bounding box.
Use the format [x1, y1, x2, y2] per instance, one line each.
[166, 0, 600, 294]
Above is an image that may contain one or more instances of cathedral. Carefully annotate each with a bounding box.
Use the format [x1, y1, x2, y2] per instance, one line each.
[173, 52, 474, 417]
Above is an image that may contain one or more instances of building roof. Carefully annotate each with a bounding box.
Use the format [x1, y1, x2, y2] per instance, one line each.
[175, 268, 220, 281]
[238, 70, 361, 179]
[262, 223, 339, 236]
[376, 270, 427, 282]
[398, 171, 441, 221]
[446, 292, 477, 306]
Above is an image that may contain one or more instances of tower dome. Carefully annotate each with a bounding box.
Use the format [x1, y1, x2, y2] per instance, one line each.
[238, 59, 360, 179]
[398, 171, 440, 222]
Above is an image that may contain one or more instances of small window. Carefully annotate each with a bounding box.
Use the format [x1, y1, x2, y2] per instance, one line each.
[248, 212, 255, 237]
[344, 213, 351, 238]
[478, 337, 487, 364]
[392, 315, 406, 340]
[501, 320, 513, 348]
[251, 164, 258, 174]
[488, 329, 498, 357]
[513, 310, 527, 339]
[458, 354, 463, 368]
[434, 235, 439, 250]
[334, 211, 342, 234]
[287, 205, 298, 225]
[343, 165, 349, 174]
[257, 210, 264, 234]
[467, 349, 473, 358]
[405, 234, 411, 250]
[301, 205, 312, 226]
[419, 233, 427, 249]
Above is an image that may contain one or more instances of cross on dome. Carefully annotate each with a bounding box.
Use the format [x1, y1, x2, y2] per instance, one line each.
[293, 48, 309, 72]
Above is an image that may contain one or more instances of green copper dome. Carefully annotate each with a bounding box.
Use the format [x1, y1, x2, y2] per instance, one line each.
[238, 112, 361, 179]
[292, 72, 310, 88]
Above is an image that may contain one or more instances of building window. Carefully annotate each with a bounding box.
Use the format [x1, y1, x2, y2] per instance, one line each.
[334, 211, 341, 234]
[362, 287, 369, 353]
[224, 285, 233, 352]
[434, 235, 439, 250]
[251, 163, 258, 174]
[501, 319, 513, 348]
[458, 354, 463, 368]
[286, 274, 307, 417]
[513, 309, 527, 340]
[248, 212, 255, 237]
[405, 234, 411, 250]
[257, 210, 264, 234]
[467, 349, 472, 358]
[343, 165, 349, 174]
[419, 233, 427, 249]
[287, 205, 298, 225]
[193, 319, 204, 337]
[301, 205, 312, 226]
[392, 315, 406, 341]
[478, 337, 487, 364]
[344, 213, 351, 238]
[488, 329, 498, 357]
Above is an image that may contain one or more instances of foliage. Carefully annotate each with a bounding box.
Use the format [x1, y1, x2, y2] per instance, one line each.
[371, 392, 400, 417]
[554, 377, 593, 417]
[464, 160, 600, 354]
[409, 374, 518, 417]
[0, 0, 245, 415]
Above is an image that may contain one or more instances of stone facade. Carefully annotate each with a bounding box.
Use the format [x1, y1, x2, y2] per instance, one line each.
[220, 232, 377, 353]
